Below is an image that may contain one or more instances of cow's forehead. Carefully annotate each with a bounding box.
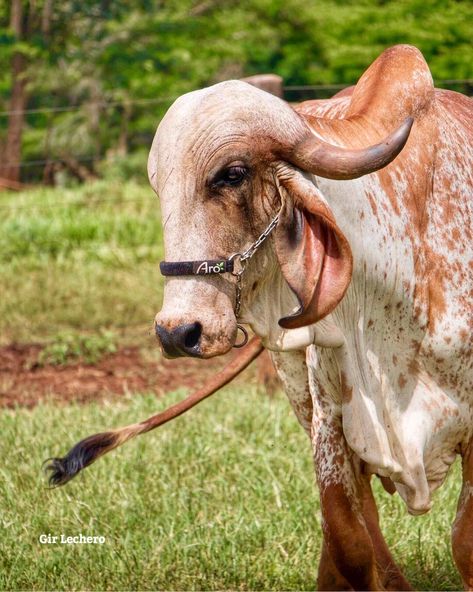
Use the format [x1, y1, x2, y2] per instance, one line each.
[148, 81, 297, 191]
[157, 81, 266, 148]
[149, 82, 246, 189]
[163, 80, 275, 123]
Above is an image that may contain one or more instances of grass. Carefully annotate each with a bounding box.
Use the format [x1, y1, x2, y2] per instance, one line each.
[38, 330, 118, 366]
[0, 180, 163, 344]
[0, 387, 463, 591]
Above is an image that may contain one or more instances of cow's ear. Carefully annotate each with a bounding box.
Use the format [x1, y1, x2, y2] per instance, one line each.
[273, 165, 353, 329]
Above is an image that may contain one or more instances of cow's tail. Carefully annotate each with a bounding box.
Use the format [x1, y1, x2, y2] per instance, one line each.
[44, 336, 264, 487]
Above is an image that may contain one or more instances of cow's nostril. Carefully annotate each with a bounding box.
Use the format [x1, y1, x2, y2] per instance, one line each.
[155, 321, 202, 358]
[184, 322, 202, 349]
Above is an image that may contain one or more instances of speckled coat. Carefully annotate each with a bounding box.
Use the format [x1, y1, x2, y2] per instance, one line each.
[150, 45, 473, 590]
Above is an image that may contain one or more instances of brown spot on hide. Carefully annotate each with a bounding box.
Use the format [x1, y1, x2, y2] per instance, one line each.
[398, 373, 407, 389]
[408, 358, 420, 376]
[366, 192, 379, 221]
[426, 264, 447, 334]
[340, 371, 353, 402]
[376, 168, 402, 217]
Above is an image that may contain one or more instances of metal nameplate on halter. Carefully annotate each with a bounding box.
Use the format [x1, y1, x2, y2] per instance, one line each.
[159, 259, 234, 276]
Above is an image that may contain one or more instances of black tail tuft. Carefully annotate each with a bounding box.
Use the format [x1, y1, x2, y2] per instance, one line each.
[44, 431, 118, 487]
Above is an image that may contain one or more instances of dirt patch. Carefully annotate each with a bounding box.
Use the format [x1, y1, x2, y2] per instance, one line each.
[0, 343, 279, 409]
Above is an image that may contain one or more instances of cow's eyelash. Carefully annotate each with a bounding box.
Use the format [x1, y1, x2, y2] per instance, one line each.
[211, 165, 249, 188]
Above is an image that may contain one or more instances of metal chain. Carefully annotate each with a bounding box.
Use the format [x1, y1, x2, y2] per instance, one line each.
[240, 213, 280, 262]
[231, 211, 280, 319]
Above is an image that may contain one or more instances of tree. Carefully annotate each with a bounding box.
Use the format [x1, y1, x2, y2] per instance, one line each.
[0, 0, 471, 186]
[2, 0, 27, 185]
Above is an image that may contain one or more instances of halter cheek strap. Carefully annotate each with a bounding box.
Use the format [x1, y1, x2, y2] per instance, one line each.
[160, 259, 234, 276]
[159, 212, 279, 280]
[158, 212, 280, 348]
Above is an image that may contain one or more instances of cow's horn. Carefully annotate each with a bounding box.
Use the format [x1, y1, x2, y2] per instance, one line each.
[289, 116, 414, 180]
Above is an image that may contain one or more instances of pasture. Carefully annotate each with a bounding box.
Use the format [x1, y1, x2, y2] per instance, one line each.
[0, 180, 464, 590]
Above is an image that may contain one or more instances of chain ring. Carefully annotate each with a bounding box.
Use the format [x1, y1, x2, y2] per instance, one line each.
[233, 324, 249, 348]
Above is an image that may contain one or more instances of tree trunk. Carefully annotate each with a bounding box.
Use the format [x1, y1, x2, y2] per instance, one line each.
[117, 98, 132, 156]
[2, 0, 27, 185]
[41, 0, 53, 36]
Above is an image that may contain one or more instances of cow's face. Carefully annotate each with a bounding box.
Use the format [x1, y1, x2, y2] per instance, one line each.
[149, 83, 286, 358]
[148, 82, 412, 358]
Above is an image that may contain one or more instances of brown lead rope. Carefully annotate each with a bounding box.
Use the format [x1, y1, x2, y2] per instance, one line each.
[44, 336, 264, 487]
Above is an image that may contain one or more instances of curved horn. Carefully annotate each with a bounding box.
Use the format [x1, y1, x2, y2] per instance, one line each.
[288, 116, 414, 180]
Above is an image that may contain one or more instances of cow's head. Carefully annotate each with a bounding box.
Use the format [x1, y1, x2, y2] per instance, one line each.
[148, 81, 412, 358]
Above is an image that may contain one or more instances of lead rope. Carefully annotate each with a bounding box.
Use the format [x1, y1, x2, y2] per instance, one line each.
[229, 213, 280, 347]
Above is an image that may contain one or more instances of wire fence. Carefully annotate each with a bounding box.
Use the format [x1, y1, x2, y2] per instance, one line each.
[0, 78, 471, 199]
[0, 78, 471, 118]
[0, 95, 181, 117]
[2, 155, 97, 169]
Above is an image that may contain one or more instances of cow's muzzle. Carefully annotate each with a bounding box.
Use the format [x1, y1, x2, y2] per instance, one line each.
[155, 321, 202, 358]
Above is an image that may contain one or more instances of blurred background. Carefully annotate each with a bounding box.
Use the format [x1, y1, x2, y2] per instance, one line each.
[0, 0, 472, 188]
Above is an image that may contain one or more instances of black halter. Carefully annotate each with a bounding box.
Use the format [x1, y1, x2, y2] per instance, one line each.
[159, 212, 280, 348]
[160, 258, 234, 277]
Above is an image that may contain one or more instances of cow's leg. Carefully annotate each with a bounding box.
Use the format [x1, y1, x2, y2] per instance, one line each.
[271, 350, 352, 589]
[452, 441, 473, 590]
[317, 470, 412, 591]
[360, 475, 413, 590]
[313, 412, 384, 591]
[317, 538, 353, 591]
[271, 349, 409, 590]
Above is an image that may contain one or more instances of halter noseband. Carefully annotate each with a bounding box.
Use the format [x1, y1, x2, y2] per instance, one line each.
[159, 213, 280, 348]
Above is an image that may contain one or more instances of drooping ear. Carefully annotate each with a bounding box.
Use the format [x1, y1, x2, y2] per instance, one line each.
[273, 165, 353, 329]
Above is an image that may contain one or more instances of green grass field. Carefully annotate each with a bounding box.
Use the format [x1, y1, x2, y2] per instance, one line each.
[0, 181, 464, 590]
[0, 389, 463, 590]
[0, 180, 163, 345]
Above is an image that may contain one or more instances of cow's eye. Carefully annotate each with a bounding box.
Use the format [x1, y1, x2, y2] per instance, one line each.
[213, 165, 249, 188]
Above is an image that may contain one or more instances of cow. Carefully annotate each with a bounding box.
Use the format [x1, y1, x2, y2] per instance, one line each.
[46, 45, 473, 590]
[150, 43, 473, 589]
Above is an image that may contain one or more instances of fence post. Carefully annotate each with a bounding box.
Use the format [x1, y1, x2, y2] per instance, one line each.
[240, 74, 284, 98]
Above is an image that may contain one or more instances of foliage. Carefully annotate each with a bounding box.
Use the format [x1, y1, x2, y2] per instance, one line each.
[0, 387, 463, 590]
[96, 149, 149, 183]
[0, 1, 472, 182]
[38, 330, 117, 366]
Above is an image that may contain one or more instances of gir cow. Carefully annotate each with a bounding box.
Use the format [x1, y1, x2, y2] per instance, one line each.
[47, 45, 473, 590]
